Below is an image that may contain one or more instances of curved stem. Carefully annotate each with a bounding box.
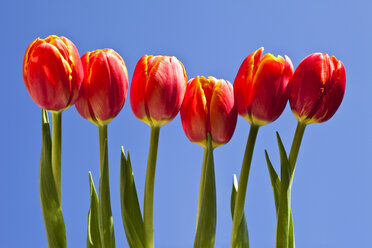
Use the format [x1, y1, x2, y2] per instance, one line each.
[288, 121, 306, 183]
[51, 111, 62, 203]
[231, 124, 259, 247]
[144, 126, 160, 248]
[196, 148, 208, 227]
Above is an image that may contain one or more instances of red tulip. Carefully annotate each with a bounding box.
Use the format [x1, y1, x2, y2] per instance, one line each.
[130, 55, 187, 127]
[75, 49, 129, 125]
[289, 53, 346, 124]
[23, 35, 83, 111]
[234, 47, 293, 126]
[180, 76, 237, 148]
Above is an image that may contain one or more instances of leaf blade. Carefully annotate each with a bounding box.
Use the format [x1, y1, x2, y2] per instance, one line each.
[230, 174, 249, 248]
[120, 147, 145, 248]
[39, 109, 67, 248]
[87, 172, 102, 248]
[194, 136, 216, 248]
[275, 132, 291, 248]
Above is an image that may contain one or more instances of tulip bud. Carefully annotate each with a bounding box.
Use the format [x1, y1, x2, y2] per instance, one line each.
[234, 47, 294, 126]
[23, 35, 84, 111]
[75, 49, 129, 126]
[289, 53, 346, 124]
[180, 76, 237, 148]
[130, 55, 187, 127]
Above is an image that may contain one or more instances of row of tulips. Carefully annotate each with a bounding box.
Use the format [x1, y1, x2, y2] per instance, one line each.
[23, 35, 346, 248]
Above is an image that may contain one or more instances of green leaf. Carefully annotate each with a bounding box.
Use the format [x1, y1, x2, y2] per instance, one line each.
[288, 213, 295, 248]
[265, 150, 281, 215]
[87, 172, 102, 248]
[275, 132, 291, 248]
[230, 174, 249, 248]
[265, 150, 295, 248]
[194, 136, 216, 248]
[120, 147, 145, 248]
[39, 109, 67, 248]
[98, 139, 115, 248]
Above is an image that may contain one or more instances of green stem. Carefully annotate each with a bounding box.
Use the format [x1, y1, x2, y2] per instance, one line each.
[98, 125, 108, 176]
[194, 134, 216, 247]
[231, 124, 259, 248]
[144, 126, 160, 248]
[51, 111, 62, 203]
[286, 121, 306, 248]
[196, 148, 208, 227]
[98, 124, 115, 248]
[288, 121, 306, 184]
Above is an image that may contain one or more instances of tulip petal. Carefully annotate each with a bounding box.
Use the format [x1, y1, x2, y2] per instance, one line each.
[290, 53, 329, 120]
[310, 58, 346, 123]
[234, 48, 263, 116]
[146, 56, 186, 126]
[180, 77, 208, 147]
[210, 79, 237, 146]
[130, 55, 152, 123]
[249, 55, 286, 124]
[76, 49, 128, 125]
[26, 43, 72, 110]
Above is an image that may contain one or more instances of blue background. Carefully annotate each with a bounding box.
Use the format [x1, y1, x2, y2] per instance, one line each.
[1, 0, 370, 247]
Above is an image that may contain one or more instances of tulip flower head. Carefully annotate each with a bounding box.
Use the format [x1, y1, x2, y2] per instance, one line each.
[75, 49, 129, 126]
[23, 35, 84, 111]
[180, 76, 237, 148]
[234, 47, 294, 126]
[130, 55, 187, 127]
[289, 53, 346, 124]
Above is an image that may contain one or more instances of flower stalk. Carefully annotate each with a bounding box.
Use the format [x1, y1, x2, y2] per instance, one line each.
[231, 124, 259, 247]
[51, 111, 62, 202]
[144, 126, 160, 248]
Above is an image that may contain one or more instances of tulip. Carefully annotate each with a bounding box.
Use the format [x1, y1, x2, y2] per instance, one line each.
[265, 53, 346, 248]
[231, 47, 293, 247]
[23, 35, 83, 248]
[234, 47, 294, 126]
[129, 55, 186, 248]
[130, 55, 187, 127]
[76, 49, 128, 248]
[75, 49, 129, 126]
[23, 35, 83, 111]
[289, 53, 346, 124]
[180, 76, 237, 247]
[180, 76, 237, 148]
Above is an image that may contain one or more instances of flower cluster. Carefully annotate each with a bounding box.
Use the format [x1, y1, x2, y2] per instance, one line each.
[23, 36, 346, 248]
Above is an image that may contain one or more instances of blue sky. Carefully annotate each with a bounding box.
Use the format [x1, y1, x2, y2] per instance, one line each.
[1, 0, 371, 247]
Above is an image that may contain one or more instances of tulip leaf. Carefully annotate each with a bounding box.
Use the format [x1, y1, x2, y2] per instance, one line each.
[98, 139, 115, 248]
[120, 147, 145, 248]
[275, 132, 291, 248]
[194, 136, 216, 248]
[288, 213, 295, 248]
[265, 150, 295, 248]
[230, 174, 249, 248]
[39, 109, 67, 248]
[87, 172, 102, 248]
[265, 150, 281, 215]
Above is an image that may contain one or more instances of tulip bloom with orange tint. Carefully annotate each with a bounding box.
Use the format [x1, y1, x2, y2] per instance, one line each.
[290, 53, 346, 124]
[180, 76, 237, 148]
[130, 55, 187, 127]
[234, 47, 294, 126]
[23, 35, 83, 111]
[75, 49, 129, 126]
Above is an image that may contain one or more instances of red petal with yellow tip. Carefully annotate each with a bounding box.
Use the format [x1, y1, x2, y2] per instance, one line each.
[75, 49, 129, 125]
[22, 35, 83, 111]
[130, 55, 187, 127]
